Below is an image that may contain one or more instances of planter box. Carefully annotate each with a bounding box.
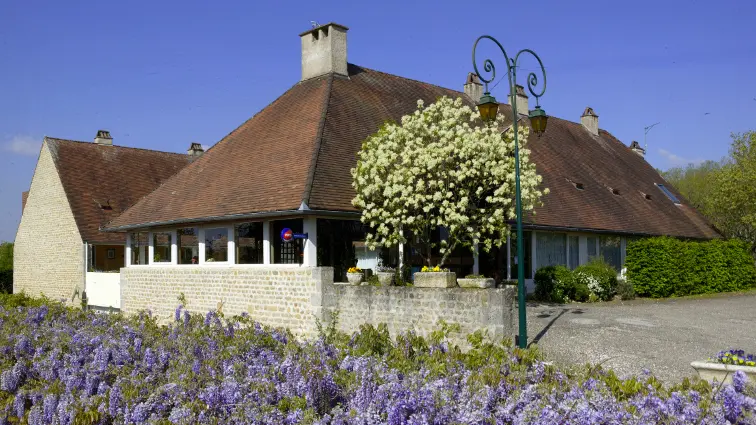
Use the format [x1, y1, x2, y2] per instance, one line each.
[346, 273, 363, 285]
[690, 361, 756, 384]
[457, 277, 495, 289]
[413, 272, 457, 288]
[376, 272, 395, 286]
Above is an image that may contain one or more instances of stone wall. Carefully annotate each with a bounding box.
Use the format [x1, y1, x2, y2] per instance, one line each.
[322, 284, 516, 345]
[14, 142, 84, 303]
[120, 266, 332, 337]
[119, 265, 516, 344]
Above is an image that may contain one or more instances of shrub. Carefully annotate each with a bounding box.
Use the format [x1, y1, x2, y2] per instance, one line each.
[574, 258, 618, 301]
[534, 265, 574, 303]
[617, 276, 636, 300]
[626, 237, 756, 298]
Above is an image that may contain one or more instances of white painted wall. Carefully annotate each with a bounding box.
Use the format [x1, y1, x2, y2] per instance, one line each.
[85, 272, 121, 309]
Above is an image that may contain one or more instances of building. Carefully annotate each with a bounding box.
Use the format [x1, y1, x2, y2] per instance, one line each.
[14, 132, 193, 307]
[15, 23, 718, 340]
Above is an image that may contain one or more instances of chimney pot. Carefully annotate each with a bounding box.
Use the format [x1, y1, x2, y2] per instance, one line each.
[300, 23, 349, 81]
[187, 142, 204, 159]
[629, 140, 646, 157]
[94, 130, 113, 145]
[510, 85, 528, 116]
[463, 73, 483, 103]
[580, 107, 599, 136]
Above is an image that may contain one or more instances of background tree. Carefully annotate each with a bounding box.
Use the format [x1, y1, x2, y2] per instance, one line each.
[0, 242, 12, 271]
[352, 96, 547, 267]
[0, 242, 12, 293]
[714, 131, 756, 253]
[662, 131, 756, 254]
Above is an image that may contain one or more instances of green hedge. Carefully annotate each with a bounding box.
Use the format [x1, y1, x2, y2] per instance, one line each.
[626, 237, 756, 298]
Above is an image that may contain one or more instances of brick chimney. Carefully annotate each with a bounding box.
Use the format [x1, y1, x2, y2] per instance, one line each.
[187, 142, 204, 159]
[300, 23, 349, 81]
[509, 85, 528, 116]
[464, 73, 483, 103]
[581, 107, 599, 136]
[629, 141, 646, 157]
[94, 130, 113, 145]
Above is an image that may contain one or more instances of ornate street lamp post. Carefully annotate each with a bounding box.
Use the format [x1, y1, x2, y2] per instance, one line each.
[472, 36, 548, 349]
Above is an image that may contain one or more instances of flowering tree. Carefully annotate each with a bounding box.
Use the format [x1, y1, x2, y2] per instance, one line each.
[352, 96, 548, 267]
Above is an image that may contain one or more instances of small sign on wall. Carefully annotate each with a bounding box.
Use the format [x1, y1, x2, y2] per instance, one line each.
[280, 228, 308, 243]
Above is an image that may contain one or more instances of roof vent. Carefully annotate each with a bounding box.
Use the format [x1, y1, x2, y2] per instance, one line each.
[629, 140, 646, 157]
[566, 178, 584, 190]
[610, 188, 620, 195]
[640, 191, 652, 200]
[94, 130, 113, 146]
[300, 23, 349, 81]
[581, 107, 599, 136]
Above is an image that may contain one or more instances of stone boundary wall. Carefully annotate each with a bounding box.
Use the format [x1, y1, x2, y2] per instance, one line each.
[120, 266, 332, 337]
[119, 266, 516, 344]
[322, 283, 516, 345]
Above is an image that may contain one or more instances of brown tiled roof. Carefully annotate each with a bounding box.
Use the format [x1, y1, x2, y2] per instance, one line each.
[21, 192, 29, 214]
[45, 138, 190, 243]
[106, 64, 718, 239]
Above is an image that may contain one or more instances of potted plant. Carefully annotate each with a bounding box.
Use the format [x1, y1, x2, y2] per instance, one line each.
[457, 274, 495, 289]
[346, 267, 364, 285]
[413, 265, 456, 288]
[375, 264, 395, 286]
[691, 349, 756, 384]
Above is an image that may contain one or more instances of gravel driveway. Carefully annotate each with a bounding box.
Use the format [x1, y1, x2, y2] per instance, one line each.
[522, 293, 756, 383]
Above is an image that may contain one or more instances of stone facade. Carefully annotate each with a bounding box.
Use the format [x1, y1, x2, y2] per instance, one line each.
[323, 284, 516, 345]
[14, 142, 84, 303]
[120, 265, 516, 345]
[120, 266, 332, 337]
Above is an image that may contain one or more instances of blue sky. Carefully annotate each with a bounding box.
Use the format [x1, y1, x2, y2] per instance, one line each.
[1, 0, 755, 243]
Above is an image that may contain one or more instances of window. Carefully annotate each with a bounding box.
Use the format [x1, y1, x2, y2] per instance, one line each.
[587, 236, 598, 260]
[130, 232, 148, 265]
[204, 228, 229, 262]
[236, 222, 264, 264]
[655, 183, 681, 204]
[600, 236, 622, 271]
[178, 228, 199, 265]
[568, 235, 579, 269]
[273, 219, 303, 264]
[536, 232, 567, 269]
[153, 232, 172, 263]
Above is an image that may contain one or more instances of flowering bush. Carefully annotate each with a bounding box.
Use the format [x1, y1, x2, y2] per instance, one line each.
[712, 349, 756, 367]
[346, 267, 362, 274]
[0, 294, 754, 424]
[352, 96, 547, 267]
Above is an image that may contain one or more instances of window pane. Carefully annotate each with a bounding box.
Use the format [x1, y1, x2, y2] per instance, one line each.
[178, 228, 199, 265]
[587, 236, 598, 259]
[236, 223, 263, 264]
[153, 232, 172, 263]
[272, 219, 303, 264]
[204, 228, 228, 262]
[600, 236, 622, 271]
[130, 232, 148, 265]
[536, 232, 567, 269]
[568, 235, 579, 269]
